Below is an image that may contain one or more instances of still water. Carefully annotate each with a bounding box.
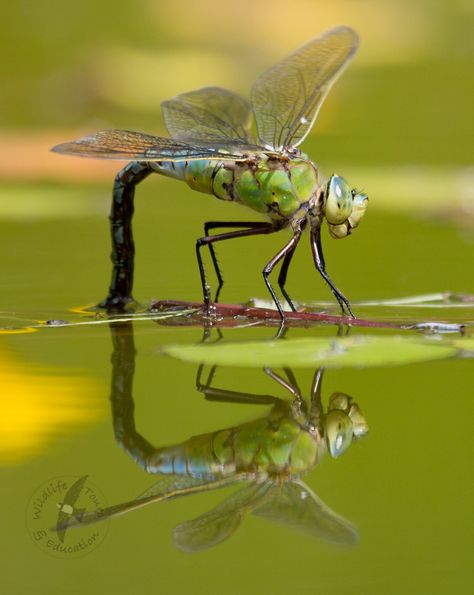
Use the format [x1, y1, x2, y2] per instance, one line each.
[1, 180, 473, 594]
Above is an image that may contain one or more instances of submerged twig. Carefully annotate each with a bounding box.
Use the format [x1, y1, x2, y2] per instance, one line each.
[150, 299, 405, 330]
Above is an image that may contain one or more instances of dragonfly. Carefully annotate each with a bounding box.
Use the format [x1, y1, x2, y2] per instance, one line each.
[58, 363, 368, 552]
[52, 26, 368, 320]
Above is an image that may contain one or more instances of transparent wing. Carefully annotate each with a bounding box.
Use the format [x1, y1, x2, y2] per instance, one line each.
[253, 478, 358, 545]
[54, 474, 241, 532]
[162, 86, 256, 144]
[251, 26, 359, 151]
[51, 129, 263, 162]
[173, 482, 272, 553]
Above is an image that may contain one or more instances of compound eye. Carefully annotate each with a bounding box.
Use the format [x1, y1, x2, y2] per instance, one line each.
[325, 175, 352, 225]
[325, 410, 353, 457]
[348, 192, 368, 229]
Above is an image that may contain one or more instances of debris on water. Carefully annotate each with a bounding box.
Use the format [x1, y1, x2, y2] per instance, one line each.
[405, 322, 466, 334]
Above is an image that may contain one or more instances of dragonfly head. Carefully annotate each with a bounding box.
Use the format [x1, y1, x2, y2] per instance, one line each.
[322, 174, 368, 239]
[325, 392, 369, 458]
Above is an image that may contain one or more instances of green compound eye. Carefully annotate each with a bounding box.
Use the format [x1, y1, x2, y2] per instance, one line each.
[325, 176, 368, 239]
[329, 392, 369, 440]
[348, 192, 368, 229]
[325, 410, 353, 457]
[325, 175, 353, 225]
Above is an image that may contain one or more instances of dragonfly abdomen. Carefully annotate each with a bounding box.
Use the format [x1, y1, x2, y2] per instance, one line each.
[146, 431, 238, 478]
[146, 412, 320, 478]
[149, 159, 230, 198]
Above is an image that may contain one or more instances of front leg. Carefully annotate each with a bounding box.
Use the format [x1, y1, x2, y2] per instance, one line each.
[262, 230, 302, 320]
[310, 228, 355, 318]
[98, 161, 152, 311]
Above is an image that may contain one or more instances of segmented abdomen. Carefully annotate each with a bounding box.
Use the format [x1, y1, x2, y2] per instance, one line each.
[146, 413, 320, 479]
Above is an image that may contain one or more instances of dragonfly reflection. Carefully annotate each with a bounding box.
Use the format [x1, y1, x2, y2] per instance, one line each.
[64, 323, 368, 551]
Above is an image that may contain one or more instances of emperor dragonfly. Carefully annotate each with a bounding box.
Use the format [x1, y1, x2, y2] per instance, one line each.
[52, 26, 368, 320]
[60, 324, 368, 551]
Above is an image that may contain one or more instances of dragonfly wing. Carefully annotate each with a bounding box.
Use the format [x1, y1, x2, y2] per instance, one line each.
[162, 86, 257, 144]
[251, 26, 359, 150]
[54, 474, 240, 531]
[253, 478, 358, 545]
[173, 482, 272, 553]
[51, 129, 262, 162]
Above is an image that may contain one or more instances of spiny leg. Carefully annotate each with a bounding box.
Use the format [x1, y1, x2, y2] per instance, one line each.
[262, 230, 302, 320]
[196, 222, 275, 309]
[203, 221, 274, 303]
[98, 161, 152, 311]
[310, 228, 355, 318]
[277, 244, 298, 312]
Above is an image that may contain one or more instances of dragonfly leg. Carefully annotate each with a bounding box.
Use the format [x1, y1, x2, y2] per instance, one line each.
[196, 222, 275, 309]
[264, 367, 303, 403]
[266, 367, 305, 416]
[262, 230, 302, 320]
[196, 364, 280, 405]
[277, 244, 298, 312]
[310, 228, 355, 318]
[309, 367, 324, 431]
[98, 161, 153, 312]
[203, 221, 275, 303]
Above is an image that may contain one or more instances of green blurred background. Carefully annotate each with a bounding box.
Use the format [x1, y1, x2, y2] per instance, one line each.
[1, 1, 473, 594]
[0, 0, 472, 308]
[1, 0, 473, 166]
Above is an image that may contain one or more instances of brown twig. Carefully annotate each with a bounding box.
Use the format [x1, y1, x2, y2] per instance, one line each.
[149, 299, 406, 330]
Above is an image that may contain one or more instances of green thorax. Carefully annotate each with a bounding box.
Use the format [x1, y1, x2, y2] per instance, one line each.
[146, 402, 322, 479]
[151, 153, 320, 223]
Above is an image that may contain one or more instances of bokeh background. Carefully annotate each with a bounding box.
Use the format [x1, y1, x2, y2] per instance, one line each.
[1, 1, 473, 594]
[0, 0, 472, 310]
[1, 0, 473, 197]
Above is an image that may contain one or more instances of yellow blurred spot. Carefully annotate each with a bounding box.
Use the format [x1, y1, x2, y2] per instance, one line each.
[0, 344, 104, 465]
[147, 0, 433, 65]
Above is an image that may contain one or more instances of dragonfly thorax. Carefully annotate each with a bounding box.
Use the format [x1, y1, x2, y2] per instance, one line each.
[151, 154, 322, 225]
